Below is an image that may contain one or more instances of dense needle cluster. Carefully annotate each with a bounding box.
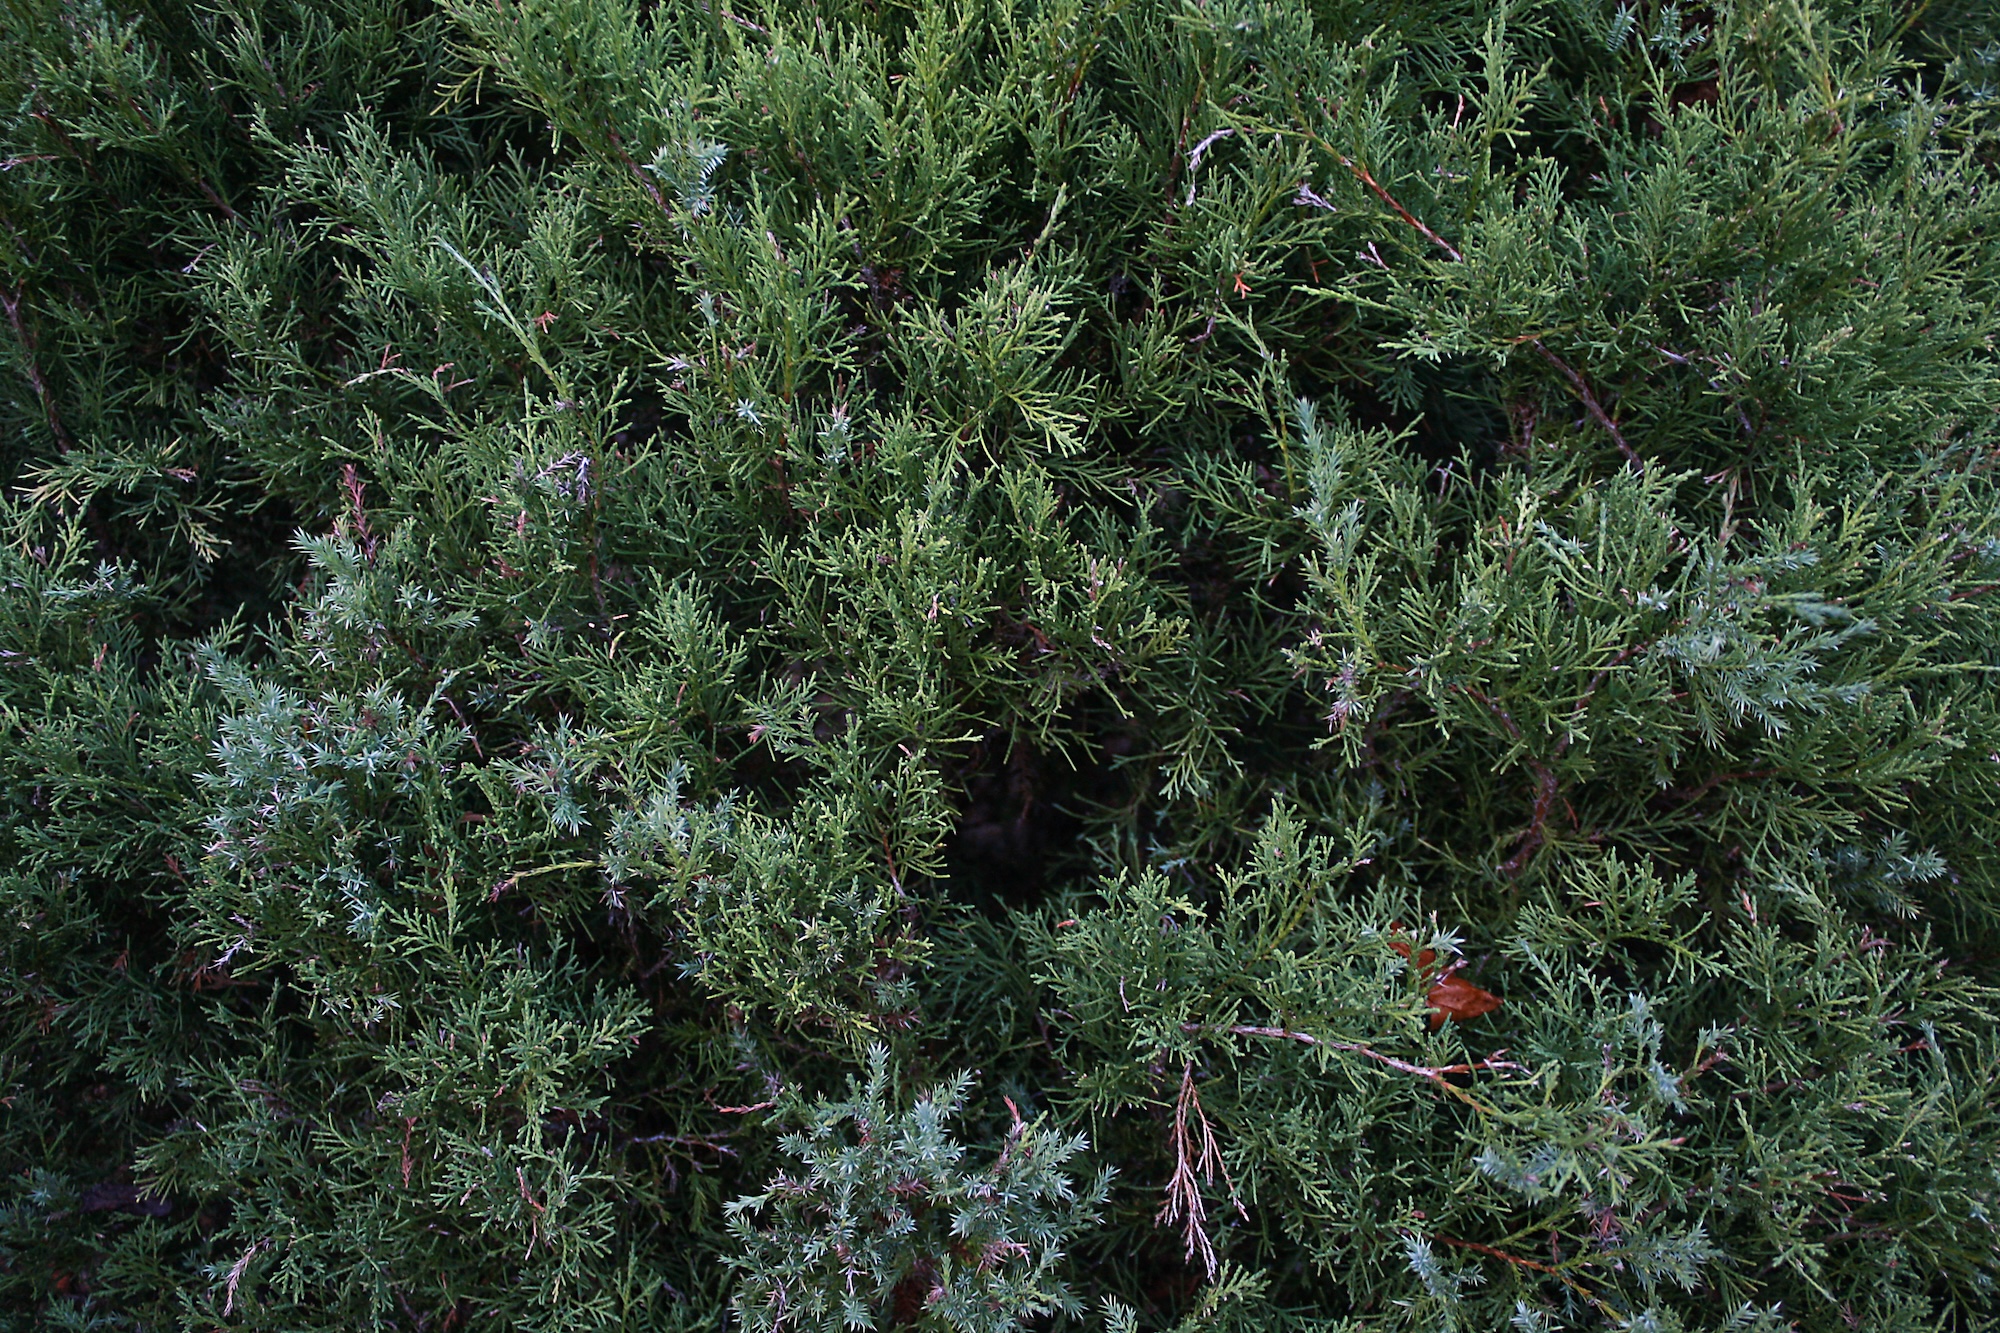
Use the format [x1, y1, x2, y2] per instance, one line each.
[4, 0, 2000, 1329]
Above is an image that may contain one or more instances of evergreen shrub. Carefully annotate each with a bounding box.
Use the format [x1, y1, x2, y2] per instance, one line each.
[5, 0, 2000, 1327]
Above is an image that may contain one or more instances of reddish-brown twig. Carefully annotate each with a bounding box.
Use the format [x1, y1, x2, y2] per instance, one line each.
[2, 285, 69, 450]
[1181, 1023, 1523, 1118]
[1287, 104, 1641, 468]
[1532, 341, 1639, 466]
[1432, 1235, 1616, 1316]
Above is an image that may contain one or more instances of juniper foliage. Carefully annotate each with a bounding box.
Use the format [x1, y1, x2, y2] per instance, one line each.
[724, 1044, 1108, 1333]
[4, 0, 2000, 1329]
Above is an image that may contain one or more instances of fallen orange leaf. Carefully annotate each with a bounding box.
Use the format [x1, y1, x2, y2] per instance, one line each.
[1387, 937, 1439, 970]
[1426, 972, 1503, 1028]
[1389, 924, 1502, 1027]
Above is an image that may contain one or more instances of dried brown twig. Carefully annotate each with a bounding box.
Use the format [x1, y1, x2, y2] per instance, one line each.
[1156, 1060, 1245, 1280]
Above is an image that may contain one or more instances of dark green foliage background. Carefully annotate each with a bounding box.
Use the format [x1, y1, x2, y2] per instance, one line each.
[5, 0, 2000, 1328]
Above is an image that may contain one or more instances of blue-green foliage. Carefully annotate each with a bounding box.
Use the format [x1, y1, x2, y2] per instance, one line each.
[726, 1045, 1107, 1333]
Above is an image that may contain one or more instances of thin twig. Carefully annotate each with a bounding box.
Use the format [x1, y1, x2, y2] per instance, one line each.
[2, 285, 70, 450]
[1498, 761, 1559, 877]
[1531, 341, 1639, 466]
[1182, 1023, 1523, 1117]
[1432, 1235, 1617, 1318]
[1434, 1235, 1564, 1276]
[1156, 1060, 1244, 1280]
[1285, 102, 1461, 263]
[1284, 102, 1641, 467]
